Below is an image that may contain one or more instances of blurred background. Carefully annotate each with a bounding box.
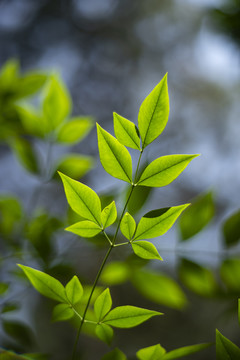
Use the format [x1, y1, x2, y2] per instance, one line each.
[0, 0, 240, 359]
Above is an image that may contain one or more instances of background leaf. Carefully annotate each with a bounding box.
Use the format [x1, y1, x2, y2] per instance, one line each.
[113, 112, 140, 150]
[97, 124, 132, 183]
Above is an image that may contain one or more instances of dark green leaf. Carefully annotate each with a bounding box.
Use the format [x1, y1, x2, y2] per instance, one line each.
[137, 344, 166, 360]
[103, 305, 162, 328]
[113, 112, 141, 150]
[59, 172, 102, 226]
[95, 323, 113, 346]
[97, 123, 132, 183]
[120, 212, 136, 240]
[138, 74, 169, 149]
[132, 241, 162, 260]
[179, 192, 215, 241]
[216, 329, 240, 360]
[134, 204, 189, 241]
[57, 116, 94, 144]
[52, 303, 74, 322]
[162, 343, 212, 359]
[222, 210, 240, 247]
[65, 275, 83, 305]
[18, 265, 68, 303]
[66, 220, 102, 238]
[131, 269, 187, 309]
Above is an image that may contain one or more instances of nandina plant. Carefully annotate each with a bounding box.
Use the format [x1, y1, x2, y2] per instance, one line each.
[18, 74, 212, 360]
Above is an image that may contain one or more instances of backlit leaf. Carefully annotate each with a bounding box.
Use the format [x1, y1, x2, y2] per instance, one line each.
[120, 212, 136, 240]
[57, 116, 93, 144]
[216, 329, 240, 360]
[18, 265, 68, 303]
[179, 259, 218, 297]
[131, 269, 187, 309]
[95, 323, 113, 345]
[65, 275, 83, 305]
[97, 123, 132, 183]
[132, 241, 162, 260]
[52, 303, 74, 322]
[134, 204, 189, 241]
[103, 305, 162, 328]
[66, 220, 102, 238]
[138, 74, 169, 149]
[162, 343, 212, 359]
[101, 201, 117, 229]
[55, 154, 94, 180]
[137, 154, 198, 187]
[179, 192, 214, 241]
[101, 348, 127, 360]
[222, 210, 240, 247]
[94, 288, 112, 321]
[59, 172, 102, 226]
[113, 112, 140, 150]
[137, 344, 166, 360]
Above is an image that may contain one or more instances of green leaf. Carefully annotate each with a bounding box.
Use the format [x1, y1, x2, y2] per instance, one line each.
[132, 241, 162, 260]
[134, 204, 189, 241]
[66, 220, 102, 238]
[97, 123, 132, 183]
[52, 303, 74, 322]
[138, 74, 169, 149]
[65, 275, 83, 305]
[127, 185, 152, 215]
[137, 344, 166, 360]
[57, 116, 94, 144]
[222, 210, 240, 247]
[137, 154, 198, 187]
[100, 261, 129, 285]
[131, 269, 187, 309]
[59, 172, 102, 226]
[95, 323, 113, 345]
[103, 305, 162, 328]
[101, 201, 117, 229]
[94, 288, 112, 322]
[220, 258, 240, 292]
[18, 265, 68, 303]
[55, 154, 94, 180]
[216, 329, 240, 360]
[113, 112, 141, 150]
[179, 192, 215, 241]
[101, 348, 127, 360]
[179, 259, 218, 297]
[43, 75, 72, 129]
[10, 137, 39, 174]
[120, 212, 136, 240]
[162, 343, 212, 359]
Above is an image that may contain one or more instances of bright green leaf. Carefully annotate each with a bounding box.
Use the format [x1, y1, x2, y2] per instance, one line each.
[220, 258, 240, 292]
[113, 112, 140, 150]
[138, 73, 169, 149]
[132, 241, 162, 260]
[95, 323, 113, 346]
[59, 172, 102, 225]
[137, 344, 166, 360]
[216, 329, 240, 360]
[18, 265, 68, 303]
[43, 75, 72, 129]
[162, 343, 212, 359]
[10, 137, 39, 174]
[55, 154, 94, 180]
[134, 204, 189, 241]
[52, 303, 74, 322]
[94, 288, 112, 322]
[222, 210, 240, 247]
[97, 123, 132, 183]
[57, 116, 94, 144]
[179, 192, 215, 241]
[101, 348, 127, 360]
[137, 154, 198, 187]
[66, 220, 102, 238]
[103, 305, 162, 328]
[100, 261, 129, 285]
[179, 259, 218, 297]
[120, 212, 136, 240]
[131, 269, 187, 309]
[65, 275, 83, 305]
[101, 201, 117, 229]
